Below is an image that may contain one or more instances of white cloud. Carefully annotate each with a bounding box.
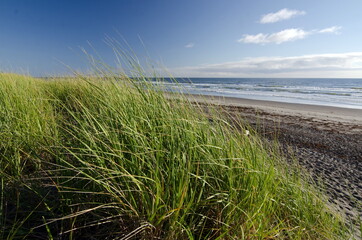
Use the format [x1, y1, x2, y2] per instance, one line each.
[238, 26, 342, 45]
[239, 28, 309, 44]
[167, 52, 362, 78]
[318, 26, 342, 34]
[185, 43, 195, 48]
[260, 8, 306, 24]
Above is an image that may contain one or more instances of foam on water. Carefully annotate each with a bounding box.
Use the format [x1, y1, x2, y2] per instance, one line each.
[155, 78, 362, 109]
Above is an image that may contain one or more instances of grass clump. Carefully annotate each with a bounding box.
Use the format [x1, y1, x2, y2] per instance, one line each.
[0, 71, 351, 239]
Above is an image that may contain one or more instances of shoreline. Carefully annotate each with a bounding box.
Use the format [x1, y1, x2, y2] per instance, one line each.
[181, 94, 362, 126]
[179, 93, 362, 224]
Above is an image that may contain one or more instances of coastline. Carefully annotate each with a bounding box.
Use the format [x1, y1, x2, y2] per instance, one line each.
[181, 94, 362, 126]
[179, 93, 362, 223]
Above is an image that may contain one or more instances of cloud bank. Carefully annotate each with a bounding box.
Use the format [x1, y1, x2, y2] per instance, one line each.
[167, 52, 362, 78]
[238, 26, 341, 44]
[260, 8, 306, 24]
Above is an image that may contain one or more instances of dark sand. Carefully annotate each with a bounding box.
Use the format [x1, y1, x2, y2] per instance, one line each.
[181, 94, 362, 223]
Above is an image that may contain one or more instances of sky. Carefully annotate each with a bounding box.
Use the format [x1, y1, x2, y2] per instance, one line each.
[1, 0, 362, 77]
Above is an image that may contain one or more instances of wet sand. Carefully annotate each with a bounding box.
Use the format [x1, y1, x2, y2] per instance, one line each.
[183, 94, 362, 222]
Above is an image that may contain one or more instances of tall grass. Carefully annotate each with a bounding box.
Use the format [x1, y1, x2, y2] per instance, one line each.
[0, 69, 352, 239]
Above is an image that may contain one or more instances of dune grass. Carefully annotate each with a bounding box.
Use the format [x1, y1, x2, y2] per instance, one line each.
[0, 71, 352, 239]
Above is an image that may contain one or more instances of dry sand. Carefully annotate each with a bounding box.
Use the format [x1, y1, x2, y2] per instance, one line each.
[182, 94, 362, 223]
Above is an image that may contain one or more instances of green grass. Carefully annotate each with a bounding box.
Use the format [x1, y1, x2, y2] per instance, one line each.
[0, 71, 353, 239]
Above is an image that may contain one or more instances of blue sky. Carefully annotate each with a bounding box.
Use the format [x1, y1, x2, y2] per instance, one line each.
[1, 0, 362, 77]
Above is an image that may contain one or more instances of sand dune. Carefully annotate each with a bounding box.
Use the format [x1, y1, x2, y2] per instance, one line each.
[184, 94, 362, 223]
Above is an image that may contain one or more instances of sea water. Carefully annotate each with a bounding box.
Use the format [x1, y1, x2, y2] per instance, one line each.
[155, 78, 362, 109]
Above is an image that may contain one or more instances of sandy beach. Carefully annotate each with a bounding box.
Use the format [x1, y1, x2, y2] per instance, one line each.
[183, 94, 362, 222]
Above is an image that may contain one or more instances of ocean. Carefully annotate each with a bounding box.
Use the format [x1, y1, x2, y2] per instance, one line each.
[155, 78, 362, 109]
